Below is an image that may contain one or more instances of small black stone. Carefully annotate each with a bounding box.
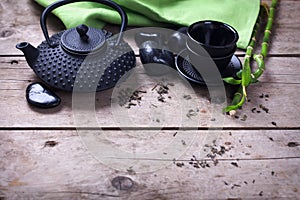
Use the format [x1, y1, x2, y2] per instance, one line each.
[26, 82, 61, 108]
[139, 40, 175, 76]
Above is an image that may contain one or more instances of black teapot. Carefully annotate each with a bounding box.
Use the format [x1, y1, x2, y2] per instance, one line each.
[16, 0, 136, 92]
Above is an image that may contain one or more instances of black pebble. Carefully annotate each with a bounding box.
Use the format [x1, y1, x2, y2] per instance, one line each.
[26, 82, 61, 108]
[139, 41, 175, 76]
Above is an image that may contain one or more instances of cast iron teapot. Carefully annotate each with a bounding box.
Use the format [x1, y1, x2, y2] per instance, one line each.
[16, 0, 136, 92]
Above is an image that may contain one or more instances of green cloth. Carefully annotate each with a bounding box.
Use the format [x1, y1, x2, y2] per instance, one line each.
[35, 0, 260, 49]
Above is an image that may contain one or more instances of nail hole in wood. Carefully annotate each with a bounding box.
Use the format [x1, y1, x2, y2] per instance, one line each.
[43, 141, 58, 148]
[11, 60, 18, 64]
[287, 142, 299, 147]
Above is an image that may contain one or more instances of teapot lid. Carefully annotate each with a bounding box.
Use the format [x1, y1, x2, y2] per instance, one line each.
[61, 24, 106, 54]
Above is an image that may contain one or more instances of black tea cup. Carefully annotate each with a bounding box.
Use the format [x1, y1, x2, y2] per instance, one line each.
[186, 20, 239, 71]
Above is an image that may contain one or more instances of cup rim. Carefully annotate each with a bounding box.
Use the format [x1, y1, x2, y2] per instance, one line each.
[187, 20, 239, 49]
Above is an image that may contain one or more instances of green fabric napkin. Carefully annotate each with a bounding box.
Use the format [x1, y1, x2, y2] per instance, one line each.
[35, 0, 260, 49]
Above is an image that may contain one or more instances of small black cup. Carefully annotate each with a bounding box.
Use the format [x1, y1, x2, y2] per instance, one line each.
[186, 20, 239, 72]
[187, 20, 239, 58]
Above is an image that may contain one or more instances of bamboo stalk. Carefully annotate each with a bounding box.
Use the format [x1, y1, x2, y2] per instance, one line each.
[224, 0, 278, 114]
[253, 0, 277, 79]
[223, 5, 264, 113]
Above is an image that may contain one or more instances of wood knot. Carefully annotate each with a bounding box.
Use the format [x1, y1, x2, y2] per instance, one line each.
[0, 29, 14, 38]
[43, 141, 58, 148]
[111, 176, 134, 191]
[287, 142, 299, 147]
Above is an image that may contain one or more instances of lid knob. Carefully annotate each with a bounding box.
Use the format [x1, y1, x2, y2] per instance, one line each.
[76, 24, 89, 41]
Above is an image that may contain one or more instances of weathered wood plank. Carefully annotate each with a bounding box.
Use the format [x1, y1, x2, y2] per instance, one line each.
[0, 0, 299, 55]
[2, 56, 300, 86]
[0, 0, 65, 55]
[1, 130, 299, 199]
[3, 158, 298, 199]
[0, 56, 299, 128]
[1, 1, 299, 199]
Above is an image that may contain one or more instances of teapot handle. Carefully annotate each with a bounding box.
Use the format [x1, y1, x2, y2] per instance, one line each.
[40, 0, 128, 47]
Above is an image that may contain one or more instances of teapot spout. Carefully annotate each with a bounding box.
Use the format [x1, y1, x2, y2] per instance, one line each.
[16, 42, 39, 68]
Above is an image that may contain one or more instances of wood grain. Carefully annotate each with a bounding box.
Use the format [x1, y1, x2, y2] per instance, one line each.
[0, 0, 65, 55]
[0, 130, 299, 199]
[0, 56, 299, 128]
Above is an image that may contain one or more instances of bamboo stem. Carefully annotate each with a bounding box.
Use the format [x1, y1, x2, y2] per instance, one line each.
[224, 0, 278, 114]
[253, 0, 277, 79]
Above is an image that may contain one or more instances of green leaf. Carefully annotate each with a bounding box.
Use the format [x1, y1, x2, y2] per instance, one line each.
[242, 58, 252, 87]
[223, 94, 246, 113]
[223, 77, 242, 85]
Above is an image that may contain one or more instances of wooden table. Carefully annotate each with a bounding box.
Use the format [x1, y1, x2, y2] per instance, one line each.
[1, 0, 299, 199]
